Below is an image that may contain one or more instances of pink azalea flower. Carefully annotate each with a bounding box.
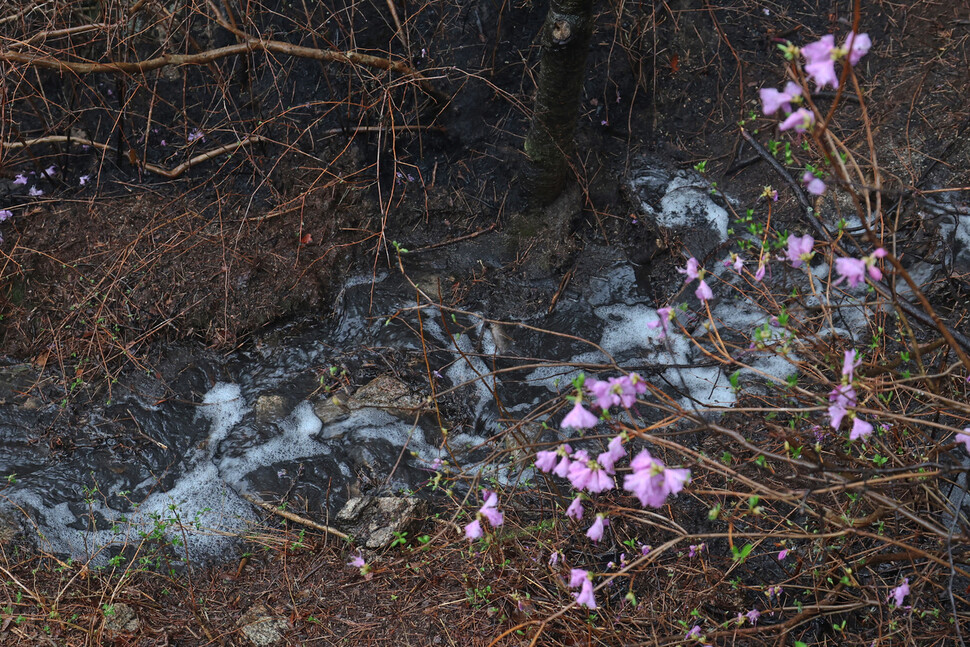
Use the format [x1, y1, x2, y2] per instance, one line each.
[779, 108, 815, 132]
[589, 375, 641, 410]
[598, 435, 626, 473]
[188, 128, 205, 142]
[695, 279, 713, 302]
[835, 256, 868, 287]
[566, 451, 594, 490]
[830, 384, 857, 409]
[586, 514, 608, 542]
[754, 262, 766, 282]
[569, 568, 588, 588]
[802, 171, 826, 195]
[778, 549, 789, 560]
[889, 578, 910, 607]
[802, 35, 838, 89]
[829, 384, 857, 430]
[479, 491, 504, 527]
[844, 32, 872, 66]
[686, 625, 701, 639]
[629, 372, 648, 396]
[464, 519, 483, 540]
[662, 466, 691, 497]
[28, 186, 44, 196]
[611, 376, 637, 407]
[727, 253, 744, 273]
[566, 496, 584, 521]
[678, 257, 700, 281]
[842, 349, 862, 382]
[849, 416, 873, 441]
[829, 403, 848, 430]
[585, 465, 615, 493]
[587, 379, 616, 410]
[640, 544, 652, 555]
[623, 450, 690, 508]
[864, 247, 887, 281]
[759, 81, 803, 115]
[548, 551, 561, 566]
[347, 552, 366, 568]
[766, 585, 783, 599]
[955, 430, 970, 455]
[535, 449, 559, 473]
[746, 608, 761, 624]
[624, 450, 665, 507]
[574, 579, 597, 608]
[561, 400, 598, 429]
[786, 234, 815, 268]
[646, 306, 674, 339]
[12, 174, 27, 185]
[552, 454, 572, 478]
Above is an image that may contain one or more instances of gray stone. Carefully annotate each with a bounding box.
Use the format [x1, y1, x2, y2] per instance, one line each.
[252, 394, 287, 422]
[238, 604, 289, 647]
[312, 393, 351, 424]
[335, 495, 428, 550]
[0, 510, 17, 546]
[312, 375, 426, 425]
[103, 603, 139, 633]
[0, 363, 39, 405]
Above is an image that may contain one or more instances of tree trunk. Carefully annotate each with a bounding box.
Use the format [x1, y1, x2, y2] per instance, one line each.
[523, 0, 594, 207]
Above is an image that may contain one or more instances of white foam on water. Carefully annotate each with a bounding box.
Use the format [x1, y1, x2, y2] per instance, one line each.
[199, 383, 247, 448]
[662, 365, 736, 411]
[743, 352, 800, 392]
[218, 400, 326, 488]
[659, 176, 729, 242]
[423, 314, 498, 424]
[595, 304, 654, 357]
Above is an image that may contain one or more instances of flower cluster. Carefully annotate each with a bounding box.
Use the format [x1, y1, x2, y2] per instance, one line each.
[801, 32, 872, 90]
[536, 375, 691, 545]
[835, 248, 887, 288]
[559, 373, 649, 430]
[464, 490, 505, 540]
[569, 569, 597, 608]
[624, 449, 691, 508]
[829, 349, 874, 440]
[786, 234, 814, 268]
[761, 32, 872, 192]
[677, 257, 713, 302]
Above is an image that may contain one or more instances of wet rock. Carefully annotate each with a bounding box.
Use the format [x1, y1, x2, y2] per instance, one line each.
[626, 157, 729, 261]
[312, 393, 352, 424]
[252, 395, 287, 422]
[312, 374, 426, 424]
[0, 508, 20, 545]
[237, 604, 289, 647]
[0, 363, 38, 405]
[335, 495, 428, 550]
[350, 374, 425, 415]
[103, 602, 140, 633]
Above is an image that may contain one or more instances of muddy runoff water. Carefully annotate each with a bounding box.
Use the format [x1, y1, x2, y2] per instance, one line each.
[0, 247, 744, 565]
[0, 163, 806, 565]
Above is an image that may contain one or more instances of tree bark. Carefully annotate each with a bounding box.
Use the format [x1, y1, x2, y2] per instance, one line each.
[523, 0, 594, 207]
